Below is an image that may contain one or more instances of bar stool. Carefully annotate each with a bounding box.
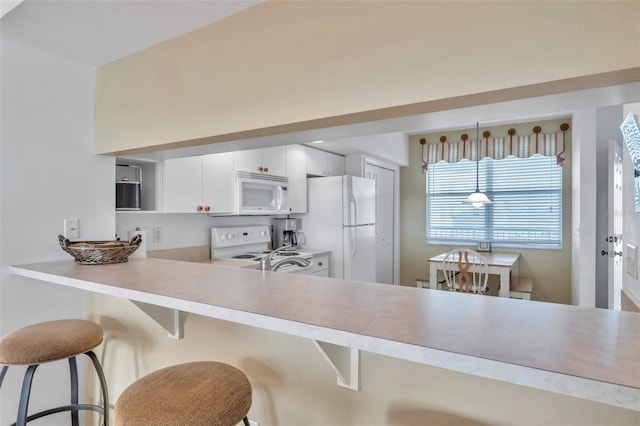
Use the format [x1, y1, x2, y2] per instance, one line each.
[114, 361, 252, 426]
[0, 319, 109, 426]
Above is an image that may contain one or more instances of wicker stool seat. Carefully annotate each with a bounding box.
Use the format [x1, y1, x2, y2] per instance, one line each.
[115, 361, 252, 426]
[0, 319, 109, 426]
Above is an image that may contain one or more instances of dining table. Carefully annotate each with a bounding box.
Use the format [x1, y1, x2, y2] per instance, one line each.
[428, 251, 520, 297]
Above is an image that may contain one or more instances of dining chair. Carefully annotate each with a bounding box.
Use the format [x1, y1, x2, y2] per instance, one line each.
[442, 248, 489, 294]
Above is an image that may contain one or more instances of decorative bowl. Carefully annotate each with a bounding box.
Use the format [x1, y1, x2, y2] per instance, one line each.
[58, 234, 142, 265]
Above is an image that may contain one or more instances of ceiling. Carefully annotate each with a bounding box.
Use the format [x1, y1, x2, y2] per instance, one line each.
[0, 0, 264, 67]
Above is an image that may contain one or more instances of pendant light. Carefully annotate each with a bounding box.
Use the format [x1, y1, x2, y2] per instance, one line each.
[464, 122, 492, 208]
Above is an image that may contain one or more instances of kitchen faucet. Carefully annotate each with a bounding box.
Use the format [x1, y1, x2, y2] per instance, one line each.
[259, 245, 310, 271]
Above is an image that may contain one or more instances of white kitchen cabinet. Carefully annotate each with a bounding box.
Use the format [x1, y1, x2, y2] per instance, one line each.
[312, 254, 329, 277]
[327, 152, 346, 176]
[306, 147, 345, 176]
[163, 153, 234, 214]
[234, 146, 286, 176]
[286, 145, 307, 213]
[202, 152, 234, 214]
[163, 156, 203, 213]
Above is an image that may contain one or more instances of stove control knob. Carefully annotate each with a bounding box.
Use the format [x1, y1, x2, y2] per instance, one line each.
[260, 230, 267, 237]
[220, 234, 226, 241]
[226, 233, 233, 240]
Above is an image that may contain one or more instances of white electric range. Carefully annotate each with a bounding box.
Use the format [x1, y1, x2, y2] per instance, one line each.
[210, 225, 314, 274]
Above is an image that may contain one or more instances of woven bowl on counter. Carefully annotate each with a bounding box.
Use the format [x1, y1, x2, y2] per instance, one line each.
[58, 234, 142, 265]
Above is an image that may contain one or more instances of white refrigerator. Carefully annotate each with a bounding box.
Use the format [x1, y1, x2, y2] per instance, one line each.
[304, 175, 376, 282]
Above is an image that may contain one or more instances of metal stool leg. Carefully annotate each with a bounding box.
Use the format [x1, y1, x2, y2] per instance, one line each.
[0, 365, 8, 388]
[69, 357, 80, 426]
[4, 354, 108, 426]
[16, 365, 38, 426]
[86, 350, 109, 426]
[243, 416, 250, 426]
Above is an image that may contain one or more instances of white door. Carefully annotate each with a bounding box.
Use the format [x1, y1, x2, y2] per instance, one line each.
[607, 138, 624, 310]
[365, 164, 395, 284]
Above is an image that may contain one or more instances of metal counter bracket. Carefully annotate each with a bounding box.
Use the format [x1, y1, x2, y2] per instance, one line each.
[313, 341, 360, 390]
[131, 301, 183, 339]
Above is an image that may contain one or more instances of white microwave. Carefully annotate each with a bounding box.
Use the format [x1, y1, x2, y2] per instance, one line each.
[236, 171, 289, 215]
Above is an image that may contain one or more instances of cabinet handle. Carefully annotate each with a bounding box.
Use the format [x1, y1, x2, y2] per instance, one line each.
[196, 205, 203, 212]
[264, 167, 269, 173]
[204, 206, 211, 212]
[258, 166, 263, 172]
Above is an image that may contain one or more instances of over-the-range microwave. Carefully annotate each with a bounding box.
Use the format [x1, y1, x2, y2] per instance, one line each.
[235, 171, 289, 215]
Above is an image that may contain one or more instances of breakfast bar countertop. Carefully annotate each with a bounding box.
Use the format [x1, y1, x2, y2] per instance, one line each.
[9, 257, 640, 411]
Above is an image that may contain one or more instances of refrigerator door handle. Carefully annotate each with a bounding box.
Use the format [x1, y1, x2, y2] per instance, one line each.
[351, 193, 357, 226]
[351, 226, 357, 259]
[350, 193, 358, 258]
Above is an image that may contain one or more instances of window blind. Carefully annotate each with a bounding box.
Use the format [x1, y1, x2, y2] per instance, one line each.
[426, 155, 562, 249]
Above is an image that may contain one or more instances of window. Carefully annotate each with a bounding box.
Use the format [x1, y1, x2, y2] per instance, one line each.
[426, 155, 562, 249]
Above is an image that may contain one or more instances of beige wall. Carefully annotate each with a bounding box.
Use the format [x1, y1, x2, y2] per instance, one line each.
[400, 119, 573, 304]
[87, 294, 640, 426]
[95, 1, 639, 155]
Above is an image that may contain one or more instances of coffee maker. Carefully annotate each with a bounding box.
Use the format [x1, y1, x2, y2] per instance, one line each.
[273, 219, 299, 249]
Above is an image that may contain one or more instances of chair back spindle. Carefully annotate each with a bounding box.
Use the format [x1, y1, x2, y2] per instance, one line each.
[443, 249, 489, 294]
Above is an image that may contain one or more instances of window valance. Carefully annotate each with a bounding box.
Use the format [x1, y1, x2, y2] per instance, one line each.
[420, 123, 570, 171]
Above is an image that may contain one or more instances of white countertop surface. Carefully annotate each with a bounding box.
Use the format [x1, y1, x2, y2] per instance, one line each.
[9, 258, 640, 410]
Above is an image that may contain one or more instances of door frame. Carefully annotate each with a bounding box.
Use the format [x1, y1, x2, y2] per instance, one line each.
[607, 138, 624, 310]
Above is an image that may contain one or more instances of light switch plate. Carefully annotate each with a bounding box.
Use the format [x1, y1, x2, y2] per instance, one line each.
[625, 244, 638, 279]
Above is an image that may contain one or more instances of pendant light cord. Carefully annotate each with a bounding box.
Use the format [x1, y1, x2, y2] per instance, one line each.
[475, 122, 480, 192]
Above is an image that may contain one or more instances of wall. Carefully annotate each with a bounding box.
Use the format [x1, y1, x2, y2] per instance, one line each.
[399, 84, 640, 305]
[402, 119, 572, 303]
[94, 1, 640, 154]
[0, 40, 114, 424]
[86, 294, 640, 426]
[116, 213, 273, 252]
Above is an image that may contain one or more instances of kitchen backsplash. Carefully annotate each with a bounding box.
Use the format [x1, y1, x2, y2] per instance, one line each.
[116, 213, 275, 251]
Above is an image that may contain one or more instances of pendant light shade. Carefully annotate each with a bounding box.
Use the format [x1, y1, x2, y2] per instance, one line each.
[464, 191, 492, 208]
[464, 122, 492, 208]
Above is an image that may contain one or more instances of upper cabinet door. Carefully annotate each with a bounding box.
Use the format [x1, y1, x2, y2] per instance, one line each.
[163, 156, 203, 213]
[202, 152, 235, 214]
[234, 147, 286, 176]
[233, 149, 263, 173]
[327, 151, 345, 176]
[306, 147, 328, 176]
[286, 145, 307, 213]
[261, 146, 286, 176]
[307, 147, 345, 176]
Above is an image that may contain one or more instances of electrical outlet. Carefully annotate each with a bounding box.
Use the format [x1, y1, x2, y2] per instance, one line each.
[64, 218, 79, 239]
[153, 227, 162, 243]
